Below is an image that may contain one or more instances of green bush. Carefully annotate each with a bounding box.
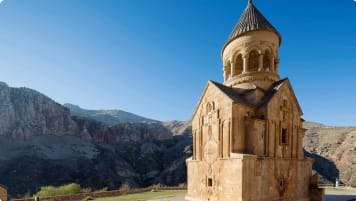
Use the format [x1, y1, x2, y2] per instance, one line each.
[82, 196, 94, 201]
[34, 183, 82, 197]
[96, 187, 108, 192]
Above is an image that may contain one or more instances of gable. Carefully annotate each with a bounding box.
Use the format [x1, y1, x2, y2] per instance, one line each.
[191, 80, 234, 121]
[191, 79, 303, 122]
[266, 79, 303, 116]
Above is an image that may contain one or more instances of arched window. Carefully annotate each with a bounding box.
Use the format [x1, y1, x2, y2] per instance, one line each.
[248, 50, 259, 72]
[281, 128, 288, 145]
[235, 54, 243, 75]
[263, 50, 272, 72]
[206, 102, 215, 113]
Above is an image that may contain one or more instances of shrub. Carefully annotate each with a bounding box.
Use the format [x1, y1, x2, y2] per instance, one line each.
[81, 188, 92, 193]
[33, 183, 82, 197]
[82, 196, 94, 201]
[96, 187, 108, 192]
[119, 183, 130, 191]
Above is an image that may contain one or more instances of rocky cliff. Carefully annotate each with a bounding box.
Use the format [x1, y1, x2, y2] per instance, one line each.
[73, 116, 172, 144]
[0, 82, 181, 198]
[303, 122, 356, 187]
[0, 82, 78, 140]
[0, 81, 171, 144]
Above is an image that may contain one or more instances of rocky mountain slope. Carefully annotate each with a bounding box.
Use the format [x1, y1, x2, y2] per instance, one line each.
[0, 82, 77, 140]
[303, 122, 356, 186]
[162, 120, 192, 137]
[0, 82, 187, 198]
[64, 103, 158, 125]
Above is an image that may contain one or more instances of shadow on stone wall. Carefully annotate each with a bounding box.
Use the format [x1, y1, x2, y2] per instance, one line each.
[304, 150, 339, 184]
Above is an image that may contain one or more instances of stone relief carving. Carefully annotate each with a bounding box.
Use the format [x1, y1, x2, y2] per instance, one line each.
[280, 99, 290, 121]
[274, 160, 292, 197]
[204, 137, 218, 164]
[280, 98, 290, 158]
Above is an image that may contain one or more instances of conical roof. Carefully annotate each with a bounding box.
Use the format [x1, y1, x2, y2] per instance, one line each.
[224, 1, 281, 47]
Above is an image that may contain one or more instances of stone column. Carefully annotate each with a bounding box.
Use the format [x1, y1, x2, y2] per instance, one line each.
[219, 124, 223, 158]
[275, 58, 280, 73]
[242, 55, 249, 74]
[230, 62, 235, 77]
[228, 120, 231, 157]
[258, 53, 264, 71]
[223, 67, 227, 81]
[270, 56, 275, 72]
[199, 128, 203, 160]
[192, 131, 196, 160]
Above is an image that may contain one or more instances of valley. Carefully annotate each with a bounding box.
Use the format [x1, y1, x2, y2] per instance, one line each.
[0, 81, 354, 198]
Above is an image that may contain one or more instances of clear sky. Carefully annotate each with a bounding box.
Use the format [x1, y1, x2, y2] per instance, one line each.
[0, 0, 355, 125]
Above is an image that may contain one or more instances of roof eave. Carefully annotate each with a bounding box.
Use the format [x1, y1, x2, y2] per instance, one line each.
[221, 29, 282, 57]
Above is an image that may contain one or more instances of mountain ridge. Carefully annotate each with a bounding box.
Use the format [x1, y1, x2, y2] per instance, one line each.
[64, 103, 159, 125]
[0, 81, 181, 198]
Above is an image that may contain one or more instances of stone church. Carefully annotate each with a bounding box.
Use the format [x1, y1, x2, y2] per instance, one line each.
[186, 1, 324, 201]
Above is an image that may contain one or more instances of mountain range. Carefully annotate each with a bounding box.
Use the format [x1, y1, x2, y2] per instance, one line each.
[63, 103, 158, 125]
[0, 81, 354, 198]
[0, 81, 190, 198]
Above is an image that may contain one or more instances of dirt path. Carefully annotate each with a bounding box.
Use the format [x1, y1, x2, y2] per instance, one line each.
[147, 195, 187, 201]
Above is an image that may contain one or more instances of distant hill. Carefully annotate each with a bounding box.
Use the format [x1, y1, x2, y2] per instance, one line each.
[64, 103, 159, 125]
[162, 120, 192, 136]
[303, 123, 356, 187]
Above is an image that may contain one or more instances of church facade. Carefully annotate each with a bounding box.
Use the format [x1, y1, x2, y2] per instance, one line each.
[186, 1, 324, 201]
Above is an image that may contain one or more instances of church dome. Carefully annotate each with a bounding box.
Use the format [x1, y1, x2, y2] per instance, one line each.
[221, 0, 282, 90]
[224, 0, 281, 49]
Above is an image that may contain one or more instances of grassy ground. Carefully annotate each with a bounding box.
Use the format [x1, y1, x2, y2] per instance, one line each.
[93, 190, 186, 201]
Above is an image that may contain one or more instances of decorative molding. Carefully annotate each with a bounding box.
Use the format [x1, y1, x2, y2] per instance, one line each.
[226, 72, 280, 86]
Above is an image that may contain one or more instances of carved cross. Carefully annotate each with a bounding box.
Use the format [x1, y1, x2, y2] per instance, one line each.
[207, 113, 213, 125]
[280, 100, 289, 121]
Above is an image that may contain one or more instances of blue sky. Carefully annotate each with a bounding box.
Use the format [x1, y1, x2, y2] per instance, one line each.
[0, 0, 355, 125]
